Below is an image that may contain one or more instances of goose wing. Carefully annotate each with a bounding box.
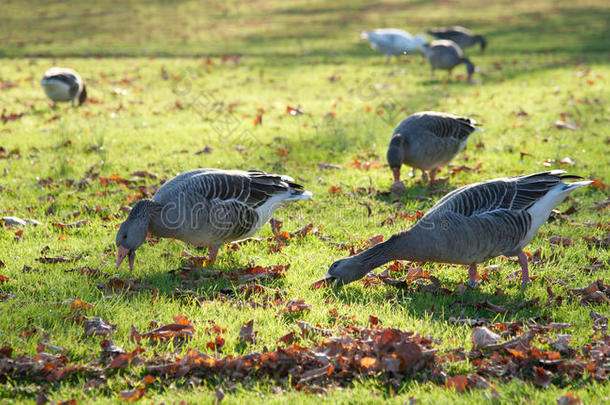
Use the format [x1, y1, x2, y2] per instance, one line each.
[407, 111, 478, 141]
[427, 170, 580, 217]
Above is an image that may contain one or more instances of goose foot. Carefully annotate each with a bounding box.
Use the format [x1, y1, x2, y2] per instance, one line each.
[518, 251, 530, 289]
[421, 171, 429, 184]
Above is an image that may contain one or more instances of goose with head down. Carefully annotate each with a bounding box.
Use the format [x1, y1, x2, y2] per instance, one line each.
[424, 40, 475, 82]
[387, 111, 480, 188]
[312, 171, 591, 290]
[115, 169, 312, 270]
[41, 67, 87, 106]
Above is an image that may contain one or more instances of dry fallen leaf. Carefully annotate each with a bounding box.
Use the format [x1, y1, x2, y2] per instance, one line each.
[471, 327, 501, 349]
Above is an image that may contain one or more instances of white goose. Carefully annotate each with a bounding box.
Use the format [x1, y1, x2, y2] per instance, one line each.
[41, 67, 87, 106]
[361, 29, 428, 62]
[115, 169, 312, 270]
[313, 171, 591, 289]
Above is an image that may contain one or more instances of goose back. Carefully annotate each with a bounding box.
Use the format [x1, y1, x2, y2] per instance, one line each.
[41, 68, 84, 103]
[391, 111, 478, 170]
[404, 171, 589, 263]
[150, 169, 309, 245]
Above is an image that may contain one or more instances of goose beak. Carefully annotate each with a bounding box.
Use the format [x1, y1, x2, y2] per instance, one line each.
[116, 245, 130, 270]
[310, 274, 336, 289]
[392, 168, 401, 182]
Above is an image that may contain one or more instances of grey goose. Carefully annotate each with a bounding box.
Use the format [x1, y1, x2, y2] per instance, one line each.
[116, 169, 312, 270]
[313, 171, 591, 289]
[387, 111, 479, 186]
[41, 67, 87, 106]
[426, 26, 487, 52]
[424, 40, 475, 82]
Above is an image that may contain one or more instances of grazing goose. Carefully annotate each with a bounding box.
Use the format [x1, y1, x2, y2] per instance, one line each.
[115, 169, 312, 270]
[361, 29, 428, 62]
[387, 111, 479, 186]
[426, 26, 487, 52]
[312, 171, 591, 289]
[424, 40, 475, 82]
[41, 67, 87, 106]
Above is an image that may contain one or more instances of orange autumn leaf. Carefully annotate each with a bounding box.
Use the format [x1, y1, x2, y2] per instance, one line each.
[253, 114, 263, 126]
[0, 274, 10, 283]
[328, 185, 342, 194]
[364, 105, 372, 113]
[590, 178, 607, 190]
[118, 387, 146, 402]
[359, 356, 378, 369]
[275, 149, 289, 156]
[446, 375, 468, 392]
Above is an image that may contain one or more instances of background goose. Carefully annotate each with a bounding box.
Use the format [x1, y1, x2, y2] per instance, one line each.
[115, 169, 312, 270]
[41, 67, 87, 106]
[426, 26, 487, 52]
[387, 111, 479, 187]
[361, 29, 428, 62]
[424, 40, 475, 82]
[312, 171, 591, 289]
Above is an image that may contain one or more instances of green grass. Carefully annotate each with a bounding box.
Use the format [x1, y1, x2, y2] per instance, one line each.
[1, 0, 609, 403]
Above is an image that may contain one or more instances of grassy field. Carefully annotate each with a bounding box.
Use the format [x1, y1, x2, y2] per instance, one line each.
[1, 0, 609, 403]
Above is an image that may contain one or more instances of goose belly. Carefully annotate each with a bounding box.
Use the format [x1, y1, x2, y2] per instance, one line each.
[41, 80, 73, 101]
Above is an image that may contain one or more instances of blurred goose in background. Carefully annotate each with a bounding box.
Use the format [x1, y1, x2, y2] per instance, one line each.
[312, 171, 591, 289]
[361, 29, 428, 62]
[424, 40, 475, 82]
[387, 111, 479, 189]
[115, 169, 312, 270]
[41, 67, 87, 106]
[426, 26, 487, 52]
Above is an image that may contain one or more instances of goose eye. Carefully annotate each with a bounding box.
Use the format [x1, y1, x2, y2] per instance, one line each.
[122, 235, 127, 239]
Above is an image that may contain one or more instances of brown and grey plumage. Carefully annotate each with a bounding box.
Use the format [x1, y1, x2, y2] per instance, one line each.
[387, 111, 479, 185]
[426, 26, 487, 52]
[424, 40, 475, 82]
[115, 169, 312, 270]
[312, 171, 591, 289]
[41, 67, 87, 106]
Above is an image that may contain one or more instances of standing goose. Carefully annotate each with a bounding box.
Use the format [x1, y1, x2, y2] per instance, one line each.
[361, 29, 428, 63]
[426, 26, 487, 52]
[115, 169, 312, 270]
[387, 111, 479, 187]
[41, 67, 87, 106]
[312, 171, 591, 289]
[424, 40, 475, 82]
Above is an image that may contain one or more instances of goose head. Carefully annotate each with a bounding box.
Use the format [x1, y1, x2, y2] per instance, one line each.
[115, 200, 156, 270]
[387, 135, 405, 182]
[311, 256, 369, 288]
[78, 85, 87, 105]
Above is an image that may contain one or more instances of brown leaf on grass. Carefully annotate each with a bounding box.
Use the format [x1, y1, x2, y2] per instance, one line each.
[317, 162, 341, 170]
[446, 375, 468, 392]
[286, 105, 304, 116]
[64, 266, 109, 279]
[239, 320, 256, 344]
[52, 220, 89, 229]
[206, 335, 225, 352]
[253, 114, 262, 126]
[348, 157, 382, 171]
[0, 274, 10, 284]
[590, 178, 607, 190]
[69, 299, 94, 312]
[276, 299, 312, 316]
[36, 254, 82, 264]
[54, 399, 77, 405]
[549, 236, 572, 246]
[590, 310, 608, 333]
[118, 387, 146, 402]
[131, 170, 158, 179]
[84, 317, 116, 336]
[215, 386, 225, 404]
[277, 331, 296, 344]
[131, 318, 195, 343]
[588, 199, 610, 211]
[1, 111, 24, 123]
[533, 366, 552, 388]
[328, 185, 342, 194]
[556, 392, 582, 405]
[450, 162, 483, 175]
[570, 280, 610, 305]
[471, 327, 501, 349]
